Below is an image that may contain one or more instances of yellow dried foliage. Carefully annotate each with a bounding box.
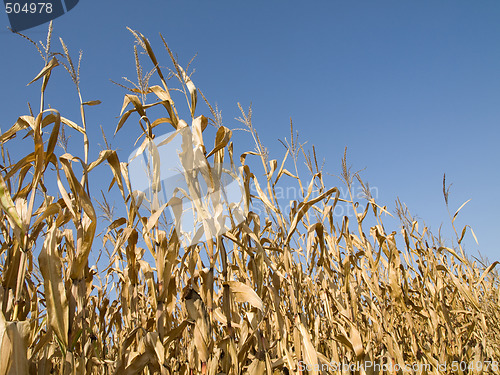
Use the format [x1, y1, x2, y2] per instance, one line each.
[0, 25, 498, 375]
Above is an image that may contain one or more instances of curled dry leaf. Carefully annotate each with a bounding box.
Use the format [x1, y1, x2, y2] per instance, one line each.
[38, 224, 68, 349]
[225, 281, 264, 312]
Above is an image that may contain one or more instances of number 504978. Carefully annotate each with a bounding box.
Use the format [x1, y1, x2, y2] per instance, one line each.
[5, 3, 53, 14]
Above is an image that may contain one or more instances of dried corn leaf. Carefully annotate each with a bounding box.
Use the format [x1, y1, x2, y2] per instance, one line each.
[38, 224, 68, 348]
[27, 56, 59, 86]
[225, 281, 264, 312]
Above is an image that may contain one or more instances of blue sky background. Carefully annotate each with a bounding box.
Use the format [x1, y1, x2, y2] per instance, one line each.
[0, 1, 499, 263]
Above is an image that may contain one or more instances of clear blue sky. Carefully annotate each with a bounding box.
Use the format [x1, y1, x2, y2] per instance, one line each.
[1, 1, 499, 262]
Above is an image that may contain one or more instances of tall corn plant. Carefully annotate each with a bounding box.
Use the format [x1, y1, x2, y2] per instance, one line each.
[0, 24, 499, 375]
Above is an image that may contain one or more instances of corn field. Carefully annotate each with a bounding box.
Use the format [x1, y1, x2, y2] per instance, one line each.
[0, 25, 499, 375]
